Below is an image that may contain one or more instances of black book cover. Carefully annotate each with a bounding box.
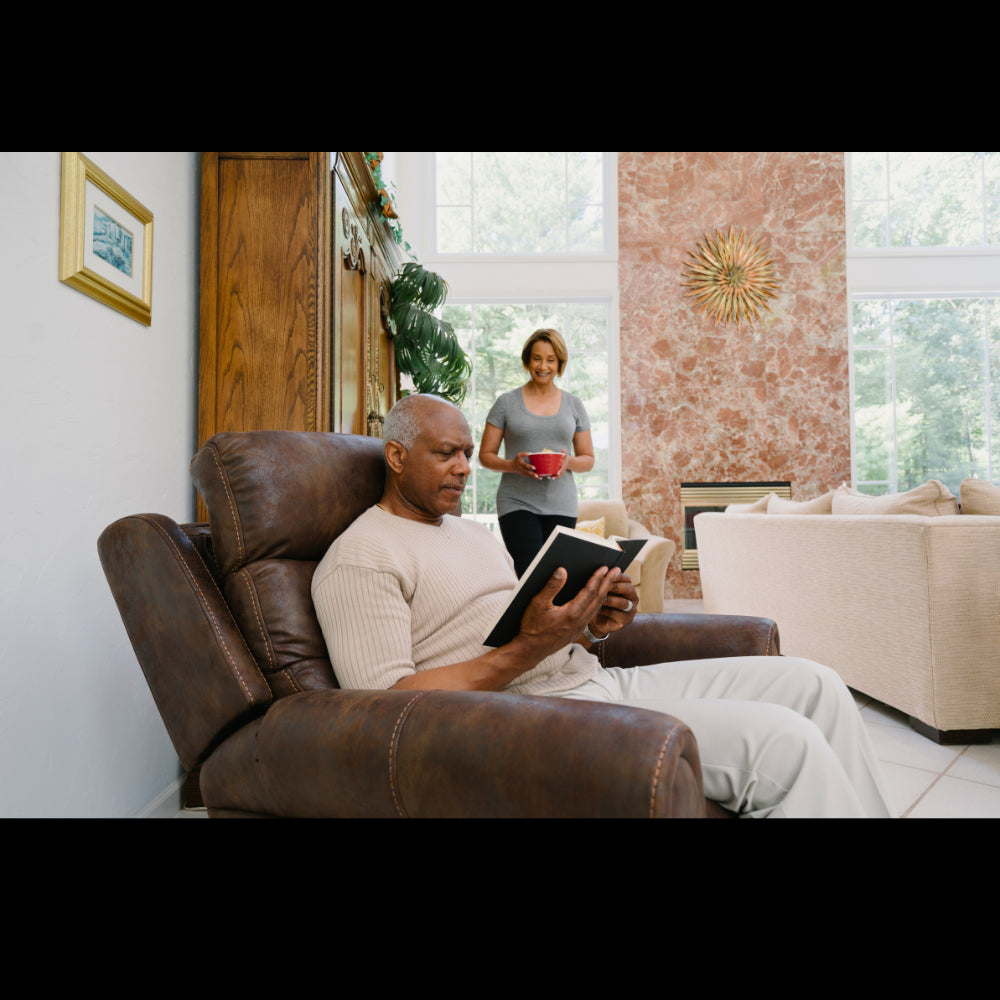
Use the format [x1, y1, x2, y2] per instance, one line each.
[483, 526, 646, 648]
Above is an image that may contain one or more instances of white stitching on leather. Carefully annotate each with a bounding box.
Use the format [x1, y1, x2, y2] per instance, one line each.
[237, 567, 275, 668]
[208, 444, 244, 565]
[387, 692, 427, 818]
[144, 516, 257, 703]
[649, 729, 677, 819]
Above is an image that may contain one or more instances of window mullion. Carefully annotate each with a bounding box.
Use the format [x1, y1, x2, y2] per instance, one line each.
[469, 152, 476, 255]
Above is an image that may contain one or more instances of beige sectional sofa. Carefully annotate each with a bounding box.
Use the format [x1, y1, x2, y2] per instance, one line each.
[695, 479, 1000, 743]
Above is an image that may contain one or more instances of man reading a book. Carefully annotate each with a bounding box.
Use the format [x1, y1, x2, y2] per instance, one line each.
[312, 394, 895, 819]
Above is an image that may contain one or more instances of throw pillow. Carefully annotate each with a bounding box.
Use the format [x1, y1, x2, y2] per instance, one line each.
[725, 494, 773, 514]
[767, 492, 834, 515]
[576, 517, 606, 537]
[831, 480, 959, 516]
[960, 479, 1000, 516]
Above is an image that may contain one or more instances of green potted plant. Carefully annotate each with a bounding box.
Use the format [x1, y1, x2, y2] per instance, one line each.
[363, 153, 471, 405]
[390, 262, 471, 405]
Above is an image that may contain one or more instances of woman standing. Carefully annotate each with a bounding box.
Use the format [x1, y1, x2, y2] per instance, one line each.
[479, 329, 595, 577]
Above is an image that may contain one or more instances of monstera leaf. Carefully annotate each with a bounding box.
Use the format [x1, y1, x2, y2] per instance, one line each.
[391, 262, 449, 312]
[390, 263, 471, 405]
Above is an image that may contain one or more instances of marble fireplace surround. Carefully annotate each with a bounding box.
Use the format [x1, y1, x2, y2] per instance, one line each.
[618, 152, 850, 601]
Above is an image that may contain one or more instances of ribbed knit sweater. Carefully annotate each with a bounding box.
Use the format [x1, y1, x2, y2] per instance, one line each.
[311, 506, 599, 695]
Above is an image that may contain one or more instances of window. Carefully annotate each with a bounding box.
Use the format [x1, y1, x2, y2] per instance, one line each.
[434, 152, 611, 256]
[852, 297, 999, 494]
[392, 151, 620, 528]
[445, 301, 613, 523]
[848, 153, 1000, 497]
[851, 151, 1000, 249]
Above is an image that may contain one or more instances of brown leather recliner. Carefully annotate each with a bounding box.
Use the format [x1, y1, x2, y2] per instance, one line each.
[98, 431, 781, 818]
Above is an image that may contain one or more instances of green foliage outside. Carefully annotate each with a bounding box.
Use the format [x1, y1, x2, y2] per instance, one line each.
[851, 153, 1000, 496]
[852, 151, 1000, 248]
[853, 298, 1000, 496]
[444, 301, 612, 517]
[436, 152, 606, 255]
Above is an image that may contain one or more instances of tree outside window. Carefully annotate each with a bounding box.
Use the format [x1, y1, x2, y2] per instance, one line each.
[444, 301, 612, 522]
[849, 152, 1000, 496]
[435, 152, 608, 256]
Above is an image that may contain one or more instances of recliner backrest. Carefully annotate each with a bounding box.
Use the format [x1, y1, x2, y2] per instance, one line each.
[190, 431, 386, 699]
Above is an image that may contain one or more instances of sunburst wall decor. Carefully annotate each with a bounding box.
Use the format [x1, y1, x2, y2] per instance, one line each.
[681, 226, 780, 325]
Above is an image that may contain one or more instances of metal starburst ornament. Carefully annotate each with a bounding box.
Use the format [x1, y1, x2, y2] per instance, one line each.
[681, 226, 780, 325]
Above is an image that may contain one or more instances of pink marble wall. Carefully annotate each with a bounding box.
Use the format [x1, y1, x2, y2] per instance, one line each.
[618, 152, 850, 600]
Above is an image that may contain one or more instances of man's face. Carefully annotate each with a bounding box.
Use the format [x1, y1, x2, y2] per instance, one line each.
[396, 402, 474, 523]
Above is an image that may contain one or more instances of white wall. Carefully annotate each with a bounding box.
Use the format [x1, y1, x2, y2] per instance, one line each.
[0, 152, 200, 816]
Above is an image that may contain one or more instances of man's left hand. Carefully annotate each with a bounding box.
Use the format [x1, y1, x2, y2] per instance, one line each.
[586, 574, 639, 643]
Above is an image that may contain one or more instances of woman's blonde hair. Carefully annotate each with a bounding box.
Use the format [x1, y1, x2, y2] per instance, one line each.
[521, 329, 569, 376]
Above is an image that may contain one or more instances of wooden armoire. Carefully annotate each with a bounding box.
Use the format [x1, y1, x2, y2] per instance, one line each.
[198, 152, 402, 460]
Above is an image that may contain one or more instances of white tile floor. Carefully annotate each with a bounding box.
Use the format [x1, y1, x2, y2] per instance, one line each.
[664, 598, 1000, 818]
[856, 692, 1000, 818]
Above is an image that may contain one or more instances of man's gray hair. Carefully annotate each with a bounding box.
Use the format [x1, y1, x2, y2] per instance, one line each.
[382, 394, 457, 450]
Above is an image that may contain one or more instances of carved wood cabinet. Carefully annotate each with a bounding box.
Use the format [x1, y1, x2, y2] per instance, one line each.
[331, 153, 401, 439]
[198, 151, 401, 457]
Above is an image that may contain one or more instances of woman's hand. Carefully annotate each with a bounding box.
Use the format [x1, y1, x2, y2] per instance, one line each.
[550, 451, 570, 479]
[513, 452, 541, 478]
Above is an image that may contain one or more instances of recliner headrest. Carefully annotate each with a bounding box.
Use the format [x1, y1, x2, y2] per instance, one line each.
[191, 431, 386, 576]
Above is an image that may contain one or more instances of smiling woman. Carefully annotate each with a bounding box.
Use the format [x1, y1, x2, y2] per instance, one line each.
[479, 329, 595, 576]
[388, 152, 619, 525]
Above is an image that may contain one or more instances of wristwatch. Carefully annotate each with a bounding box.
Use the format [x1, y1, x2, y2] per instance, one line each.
[584, 624, 609, 644]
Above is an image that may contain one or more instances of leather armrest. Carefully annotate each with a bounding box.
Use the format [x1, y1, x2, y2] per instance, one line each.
[602, 613, 781, 669]
[98, 514, 273, 771]
[200, 687, 711, 818]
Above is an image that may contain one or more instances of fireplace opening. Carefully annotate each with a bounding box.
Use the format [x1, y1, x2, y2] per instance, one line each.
[681, 482, 791, 570]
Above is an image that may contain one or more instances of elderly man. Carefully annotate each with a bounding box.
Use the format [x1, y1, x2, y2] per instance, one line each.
[312, 394, 895, 819]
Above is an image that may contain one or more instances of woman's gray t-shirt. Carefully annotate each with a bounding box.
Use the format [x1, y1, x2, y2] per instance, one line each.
[485, 388, 591, 518]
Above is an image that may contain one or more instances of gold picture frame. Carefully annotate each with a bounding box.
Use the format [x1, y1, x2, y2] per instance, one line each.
[59, 152, 154, 326]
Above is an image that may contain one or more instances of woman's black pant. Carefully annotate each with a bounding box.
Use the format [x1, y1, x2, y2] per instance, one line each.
[498, 510, 578, 579]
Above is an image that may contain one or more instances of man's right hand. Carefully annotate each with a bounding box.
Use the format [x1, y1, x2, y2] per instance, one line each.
[517, 565, 622, 653]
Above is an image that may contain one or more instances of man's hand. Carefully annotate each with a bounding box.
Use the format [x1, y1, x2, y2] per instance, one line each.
[586, 574, 639, 643]
[518, 565, 622, 653]
[389, 566, 621, 694]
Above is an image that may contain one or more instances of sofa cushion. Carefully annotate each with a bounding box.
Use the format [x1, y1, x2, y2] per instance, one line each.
[726, 494, 773, 514]
[832, 480, 959, 516]
[577, 517, 606, 537]
[768, 492, 834, 515]
[961, 479, 1000, 515]
[577, 501, 629, 538]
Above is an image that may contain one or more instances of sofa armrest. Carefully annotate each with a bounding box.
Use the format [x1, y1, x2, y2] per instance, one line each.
[624, 522, 677, 613]
[602, 613, 781, 669]
[199, 687, 711, 818]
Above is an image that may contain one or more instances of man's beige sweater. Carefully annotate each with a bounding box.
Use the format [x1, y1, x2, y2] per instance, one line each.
[312, 506, 599, 695]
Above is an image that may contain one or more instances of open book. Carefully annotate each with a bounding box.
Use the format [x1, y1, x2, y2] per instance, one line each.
[483, 526, 647, 648]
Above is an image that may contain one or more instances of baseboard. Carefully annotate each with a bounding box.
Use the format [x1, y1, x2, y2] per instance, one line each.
[135, 774, 185, 818]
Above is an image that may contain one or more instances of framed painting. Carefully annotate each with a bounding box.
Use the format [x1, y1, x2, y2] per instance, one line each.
[59, 152, 154, 326]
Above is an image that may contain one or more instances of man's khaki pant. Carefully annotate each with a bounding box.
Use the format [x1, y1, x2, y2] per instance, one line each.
[554, 656, 896, 819]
